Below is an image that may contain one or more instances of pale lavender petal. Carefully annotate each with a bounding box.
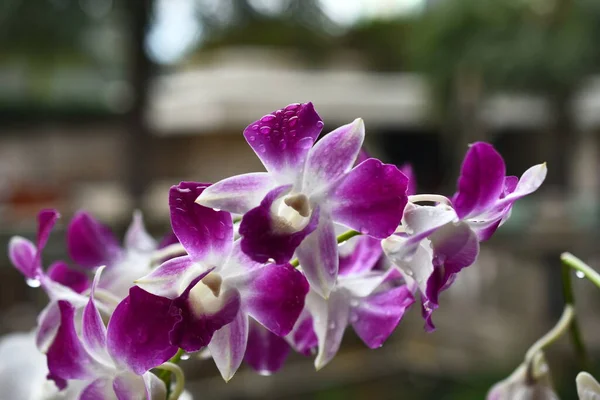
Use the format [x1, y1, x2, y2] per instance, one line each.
[135, 255, 204, 299]
[338, 236, 382, 277]
[82, 267, 110, 365]
[296, 214, 338, 299]
[170, 275, 241, 352]
[113, 371, 161, 400]
[79, 378, 114, 400]
[289, 312, 318, 356]
[196, 172, 277, 214]
[232, 263, 309, 336]
[400, 163, 417, 196]
[383, 234, 434, 297]
[170, 182, 233, 265]
[143, 372, 168, 400]
[328, 159, 408, 239]
[243, 102, 323, 179]
[107, 286, 180, 375]
[351, 286, 414, 349]
[37, 209, 60, 252]
[36, 301, 61, 353]
[68, 211, 122, 269]
[220, 240, 264, 278]
[245, 319, 290, 375]
[239, 185, 319, 264]
[47, 301, 102, 387]
[302, 119, 364, 195]
[491, 163, 547, 213]
[125, 211, 156, 253]
[339, 269, 396, 298]
[47, 261, 90, 294]
[309, 291, 350, 370]
[452, 142, 506, 219]
[8, 236, 38, 279]
[208, 308, 249, 381]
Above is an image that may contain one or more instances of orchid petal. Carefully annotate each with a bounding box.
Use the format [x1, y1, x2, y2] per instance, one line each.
[339, 269, 395, 298]
[47, 261, 90, 294]
[383, 235, 434, 296]
[243, 102, 323, 180]
[303, 119, 364, 195]
[82, 267, 112, 366]
[296, 213, 338, 299]
[143, 372, 168, 400]
[309, 291, 350, 370]
[220, 240, 264, 279]
[208, 308, 249, 382]
[452, 142, 506, 219]
[351, 286, 414, 349]
[400, 163, 417, 196]
[158, 232, 179, 250]
[79, 378, 114, 400]
[36, 301, 61, 353]
[328, 159, 408, 238]
[107, 286, 180, 375]
[125, 211, 156, 253]
[233, 263, 309, 336]
[170, 182, 233, 265]
[67, 211, 122, 269]
[196, 172, 277, 214]
[338, 236, 382, 277]
[240, 185, 319, 264]
[135, 255, 204, 299]
[113, 371, 165, 400]
[37, 209, 60, 253]
[245, 319, 291, 375]
[493, 163, 547, 211]
[289, 312, 318, 356]
[577, 372, 600, 400]
[8, 236, 38, 279]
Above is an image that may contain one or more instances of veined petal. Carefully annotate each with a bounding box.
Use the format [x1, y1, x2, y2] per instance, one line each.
[288, 312, 318, 356]
[208, 308, 249, 382]
[107, 286, 180, 375]
[576, 372, 600, 400]
[170, 182, 233, 265]
[328, 159, 408, 239]
[492, 163, 547, 212]
[37, 209, 60, 253]
[220, 240, 264, 279]
[8, 236, 38, 279]
[339, 269, 395, 298]
[113, 371, 166, 400]
[47, 261, 90, 294]
[135, 256, 206, 299]
[68, 211, 122, 269]
[302, 119, 364, 195]
[196, 172, 277, 215]
[351, 286, 414, 349]
[79, 378, 114, 400]
[243, 102, 323, 180]
[296, 213, 338, 299]
[36, 301, 61, 353]
[233, 263, 309, 336]
[239, 185, 319, 264]
[452, 142, 506, 219]
[82, 267, 111, 366]
[245, 319, 291, 376]
[400, 163, 417, 196]
[143, 372, 168, 400]
[338, 235, 382, 277]
[383, 234, 434, 296]
[125, 211, 156, 253]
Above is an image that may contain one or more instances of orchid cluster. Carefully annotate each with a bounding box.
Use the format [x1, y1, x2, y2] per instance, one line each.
[6, 102, 548, 399]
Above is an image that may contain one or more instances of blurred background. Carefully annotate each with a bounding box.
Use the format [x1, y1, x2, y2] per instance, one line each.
[2, 0, 600, 398]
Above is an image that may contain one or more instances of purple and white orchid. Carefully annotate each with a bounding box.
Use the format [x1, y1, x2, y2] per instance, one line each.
[197, 102, 409, 298]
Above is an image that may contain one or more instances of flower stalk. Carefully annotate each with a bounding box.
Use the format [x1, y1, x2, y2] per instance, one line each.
[290, 229, 361, 267]
[155, 361, 185, 400]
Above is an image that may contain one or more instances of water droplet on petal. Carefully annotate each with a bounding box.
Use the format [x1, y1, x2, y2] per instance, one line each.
[26, 278, 41, 288]
[248, 135, 256, 142]
[316, 121, 324, 129]
[285, 103, 300, 111]
[350, 299, 359, 307]
[181, 353, 191, 360]
[296, 137, 313, 150]
[576, 270, 585, 279]
[261, 114, 276, 122]
[212, 208, 221, 212]
[288, 116, 299, 127]
[289, 130, 296, 137]
[328, 322, 336, 330]
[267, 258, 276, 264]
[258, 144, 266, 153]
[279, 139, 287, 150]
[260, 126, 271, 135]
[350, 314, 359, 323]
[252, 124, 259, 131]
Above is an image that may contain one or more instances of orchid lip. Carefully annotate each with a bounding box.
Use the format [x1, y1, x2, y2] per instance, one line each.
[188, 272, 228, 315]
[271, 193, 313, 233]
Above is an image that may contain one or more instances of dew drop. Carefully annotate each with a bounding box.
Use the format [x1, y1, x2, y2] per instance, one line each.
[258, 144, 266, 153]
[267, 258, 276, 264]
[404, 269, 414, 277]
[212, 208, 221, 212]
[316, 121, 324, 129]
[252, 124, 259, 131]
[284, 111, 296, 118]
[180, 353, 191, 361]
[576, 270, 585, 279]
[350, 299, 359, 308]
[296, 137, 313, 149]
[214, 222, 227, 239]
[328, 322, 336, 330]
[350, 314, 359, 323]
[279, 139, 287, 150]
[26, 278, 41, 288]
[285, 103, 300, 111]
[261, 114, 276, 122]
[289, 130, 297, 137]
[288, 116, 299, 127]
[248, 135, 256, 142]
[260, 126, 271, 135]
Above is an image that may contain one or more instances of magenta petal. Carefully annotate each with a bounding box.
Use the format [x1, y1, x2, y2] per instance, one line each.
[329, 159, 408, 238]
[47, 301, 101, 385]
[243, 102, 323, 178]
[236, 264, 309, 336]
[239, 185, 319, 264]
[208, 309, 249, 381]
[399, 163, 417, 196]
[79, 378, 114, 399]
[170, 276, 241, 352]
[338, 236, 382, 277]
[37, 209, 60, 252]
[82, 268, 108, 363]
[170, 182, 233, 264]
[135, 255, 201, 299]
[8, 236, 38, 279]
[295, 214, 338, 298]
[290, 312, 318, 356]
[351, 286, 414, 349]
[67, 211, 122, 269]
[245, 319, 290, 375]
[303, 119, 364, 194]
[47, 261, 90, 294]
[107, 286, 180, 375]
[452, 142, 506, 219]
[36, 301, 61, 352]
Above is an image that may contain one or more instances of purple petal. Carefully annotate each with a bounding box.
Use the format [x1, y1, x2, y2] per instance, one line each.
[208, 308, 249, 381]
[328, 159, 408, 238]
[79, 378, 114, 400]
[289, 312, 318, 356]
[302, 119, 364, 194]
[82, 267, 110, 364]
[234, 264, 309, 336]
[158, 231, 179, 250]
[490, 163, 548, 214]
[124, 211, 156, 253]
[351, 286, 414, 349]
[46, 301, 102, 386]
[295, 214, 338, 299]
[170, 182, 233, 264]
[245, 319, 291, 375]
[135, 255, 202, 299]
[113, 371, 162, 400]
[239, 185, 319, 264]
[452, 142, 506, 219]
[196, 172, 277, 214]
[309, 291, 350, 370]
[47, 261, 90, 294]
[170, 274, 241, 352]
[36, 301, 61, 352]
[399, 163, 417, 196]
[355, 148, 370, 165]
[107, 286, 180, 375]
[338, 236, 382, 277]
[8, 236, 39, 279]
[37, 209, 60, 252]
[67, 211, 122, 269]
[243, 102, 323, 179]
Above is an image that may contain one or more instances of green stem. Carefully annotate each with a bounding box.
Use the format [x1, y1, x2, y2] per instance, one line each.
[561, 261, 590, 371]
[525, 304, 574, 365]
[157, 348, 185, 395]
[155, 362, 185, 400]
[290, 229, 361, 268]
[561, 252, 600, 289]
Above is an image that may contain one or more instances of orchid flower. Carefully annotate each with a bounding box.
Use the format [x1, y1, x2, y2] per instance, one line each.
[288, 233, 414, 370]
[577, 372, 600, 400]
[243, 320, 291, 376]
[46, 267, 170, 399]
[197, 102, 409, 298]
[133, 182, 309, 381]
